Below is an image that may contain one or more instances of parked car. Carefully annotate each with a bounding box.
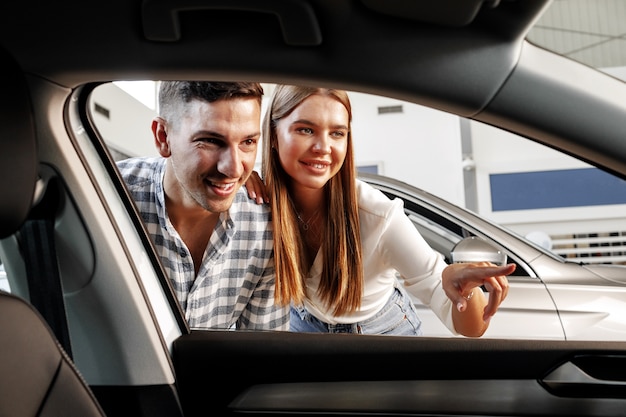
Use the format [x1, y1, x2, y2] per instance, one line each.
[0, 263, 7, 292]
[360, 172, 626, 340]
[1, 1, 626, 417]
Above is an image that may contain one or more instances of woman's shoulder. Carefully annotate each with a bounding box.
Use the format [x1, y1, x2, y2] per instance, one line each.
[356, 179, 404, 219]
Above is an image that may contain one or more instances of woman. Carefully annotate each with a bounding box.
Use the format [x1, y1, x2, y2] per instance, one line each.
[250, 84, 514, 336]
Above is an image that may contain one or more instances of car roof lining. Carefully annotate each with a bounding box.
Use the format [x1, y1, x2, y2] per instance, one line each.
[0, 0, 544, 91]
[360, 0, 495, 27]
[2, 0, 626, 178]
[0, 1, 545, 119]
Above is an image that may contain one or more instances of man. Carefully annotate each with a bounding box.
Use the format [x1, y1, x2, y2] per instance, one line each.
[117, 81, 288, 330]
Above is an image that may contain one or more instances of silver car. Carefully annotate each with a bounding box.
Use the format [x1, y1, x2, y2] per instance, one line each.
[0, 263, 7, 292]
[360, 172, 626, 341]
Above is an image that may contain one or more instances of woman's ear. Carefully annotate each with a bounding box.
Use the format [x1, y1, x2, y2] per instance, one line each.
[152, 117, 171, 157]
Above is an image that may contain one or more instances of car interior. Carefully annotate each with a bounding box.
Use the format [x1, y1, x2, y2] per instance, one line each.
[1, 0, 626, 416]
[0, 48, 106, 417]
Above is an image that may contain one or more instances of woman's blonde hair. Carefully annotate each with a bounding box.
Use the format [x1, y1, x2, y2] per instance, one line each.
[262, 84, 363, 315]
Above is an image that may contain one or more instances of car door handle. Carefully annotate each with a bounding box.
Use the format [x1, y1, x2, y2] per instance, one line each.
[142, 0, 322, 45]
[541, 355, 626, 399]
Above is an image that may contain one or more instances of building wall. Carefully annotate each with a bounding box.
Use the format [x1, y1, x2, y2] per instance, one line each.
[90, 82, 158, 160]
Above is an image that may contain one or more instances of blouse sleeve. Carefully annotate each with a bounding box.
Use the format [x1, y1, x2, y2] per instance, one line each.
[378, 197, 457, 333]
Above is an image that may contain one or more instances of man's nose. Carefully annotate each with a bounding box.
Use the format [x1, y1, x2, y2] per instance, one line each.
[217, 147, 244, 178]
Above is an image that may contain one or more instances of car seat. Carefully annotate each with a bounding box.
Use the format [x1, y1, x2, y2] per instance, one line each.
[0, 47, 106, 417]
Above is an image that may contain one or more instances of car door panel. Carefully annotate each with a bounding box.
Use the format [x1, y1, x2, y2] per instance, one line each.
[413, 277, 564, 339]
[172, 330, 626, 416]
[546, 283, 626, 341]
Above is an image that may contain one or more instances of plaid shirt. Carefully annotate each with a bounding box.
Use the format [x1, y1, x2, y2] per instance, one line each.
[117, 157, 289, 330]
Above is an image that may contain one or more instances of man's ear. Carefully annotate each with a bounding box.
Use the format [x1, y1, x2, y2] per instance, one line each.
[152, 117, 171, 157]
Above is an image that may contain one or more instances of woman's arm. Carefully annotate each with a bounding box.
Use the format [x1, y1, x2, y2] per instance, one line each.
[443, 262, 514, 337]
[373, 185, 514, 337]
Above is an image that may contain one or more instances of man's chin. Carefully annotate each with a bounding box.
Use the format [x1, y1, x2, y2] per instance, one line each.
[204, 195, 237, 214]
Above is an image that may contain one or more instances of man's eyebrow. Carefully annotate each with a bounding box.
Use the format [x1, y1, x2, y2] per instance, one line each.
[246, 130, 261, 139]
[195, 130, 261, 139]
[195, 130, 225, 139]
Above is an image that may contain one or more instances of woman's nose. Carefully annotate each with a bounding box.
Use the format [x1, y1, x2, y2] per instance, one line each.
[312, 134, 331, 153]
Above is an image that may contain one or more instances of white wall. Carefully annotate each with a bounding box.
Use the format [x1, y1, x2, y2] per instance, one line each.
[349, 91, 466, 206]
[90, 83, 158, 159]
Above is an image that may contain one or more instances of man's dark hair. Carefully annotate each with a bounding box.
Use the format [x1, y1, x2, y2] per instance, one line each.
[158, 81, 264, 122]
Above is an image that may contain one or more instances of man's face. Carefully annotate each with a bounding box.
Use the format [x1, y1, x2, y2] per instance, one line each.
[159, 97, 261, 214]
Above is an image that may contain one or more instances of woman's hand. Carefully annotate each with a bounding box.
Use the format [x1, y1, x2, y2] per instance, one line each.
[245, 170, 269, 204]
[442, 262, 515, 335]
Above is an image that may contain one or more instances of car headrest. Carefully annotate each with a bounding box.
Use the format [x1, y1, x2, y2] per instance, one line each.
[0, 48, 37, 238]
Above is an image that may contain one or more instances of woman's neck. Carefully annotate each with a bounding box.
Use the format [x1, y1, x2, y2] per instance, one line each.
[290, 186, 324, 218]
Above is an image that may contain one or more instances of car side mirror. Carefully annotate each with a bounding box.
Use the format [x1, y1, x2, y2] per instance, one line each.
[450, 236, 507, 265]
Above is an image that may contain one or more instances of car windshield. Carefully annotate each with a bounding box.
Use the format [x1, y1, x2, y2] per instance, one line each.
[85, 0, 626, 340]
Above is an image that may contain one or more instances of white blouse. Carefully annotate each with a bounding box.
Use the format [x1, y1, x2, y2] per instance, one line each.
[303, 180, 456, 333]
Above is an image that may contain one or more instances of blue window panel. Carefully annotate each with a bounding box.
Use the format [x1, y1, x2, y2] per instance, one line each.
[358, 165, 379, 174]
[490, 168, 626, 211]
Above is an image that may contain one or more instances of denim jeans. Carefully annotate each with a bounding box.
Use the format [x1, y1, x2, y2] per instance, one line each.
[290, 286, 423, 336]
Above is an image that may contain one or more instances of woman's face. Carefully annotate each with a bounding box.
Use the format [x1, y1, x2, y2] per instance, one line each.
[274, 94, 349, 192]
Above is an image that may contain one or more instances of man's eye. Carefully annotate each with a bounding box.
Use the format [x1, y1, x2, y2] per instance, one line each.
[241, 139, 258, 150]
[199, 137, 220, 145]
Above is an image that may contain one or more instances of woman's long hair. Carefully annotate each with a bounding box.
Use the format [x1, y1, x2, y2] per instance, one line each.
[262, 85, 363, 316]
